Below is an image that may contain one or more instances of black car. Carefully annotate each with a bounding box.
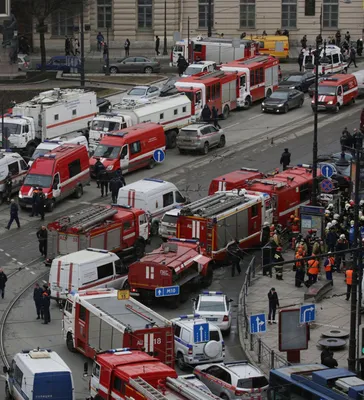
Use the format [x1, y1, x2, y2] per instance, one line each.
[279, 72, 315, 92]
[261, 88, 305, 113]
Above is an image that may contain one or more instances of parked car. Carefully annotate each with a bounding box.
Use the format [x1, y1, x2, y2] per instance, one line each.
[279, 72, 315, 92]
[105, 56, 161, 74]
[261, 88, 304, 113]
[36, 55, 80, 72]
[122, 85, 161, 104]
[18, 54, 32, 72]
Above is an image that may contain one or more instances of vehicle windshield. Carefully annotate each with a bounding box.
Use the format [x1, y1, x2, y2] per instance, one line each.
[184, 92, 194, 103]
[237, 376, 268, 389]
[184, 66, 202, 75]
[198, 300, 225, 312]
[91, 120, 120, 132]
[93, 144, 121, 159]
[127, 88, 147, 96]
[0, 122, 22, 135]
[162, 214, 179, 224]
[32, 148, 52, 160]
[284, 75, 302, 82]
[24, 174, 52, 188]
[180, 129, 198, 137]
[269, 92, 289, 100]
[318, 86, 336, 96]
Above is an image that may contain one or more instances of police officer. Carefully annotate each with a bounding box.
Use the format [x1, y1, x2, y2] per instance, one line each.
[268, 288, 279, 324]
[30, 187, 39, 217]
[227, 239, 243, 277]
[201, 104, 211, 123]
[94, 158, 104, 188]
[36, 226, 48, 257]
[42, 285, 51, 324]
[99, 169, 109, 197]
[110, 174, 125, 204]
[280, 148, 291, 170]
[33, 283, 44, 319]
[177, 54, 188, 76]
[211, 106, 221, 129]
[37, 188, 46, 220]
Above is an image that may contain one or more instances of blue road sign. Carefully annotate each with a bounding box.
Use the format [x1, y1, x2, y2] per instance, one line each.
[153, 149, 165, 163]
[155, 285, 180, 297]
[320, 164, 336, 178]
[250, 313, 267, 334]
[300, 304, 316, 324]
[320, 179, 334, 193]
[193, 322, 210, 343]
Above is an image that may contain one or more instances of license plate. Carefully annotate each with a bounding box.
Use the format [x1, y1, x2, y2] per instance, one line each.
[206, 318, 218, 321]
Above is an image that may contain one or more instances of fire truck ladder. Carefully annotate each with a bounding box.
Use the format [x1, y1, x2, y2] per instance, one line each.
[166, 377, 222, 400]
[164, 330, 174, 367]
[195, 70, 225, 80]
[55, 205, 118, 231]
[198, 196, 244, 218]
[129, 377, 169, 400]
[251, 178, 287, 188]
[180, 192, 228, 216]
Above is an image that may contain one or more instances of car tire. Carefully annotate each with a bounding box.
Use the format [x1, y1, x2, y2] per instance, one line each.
[178, 148, 186, 154]
[299, 98, 304, 108]
[223, 327, 231, 336]
[151, 221, 159, 236]
[352, 97, 356, 104]
[284, 104, 289, 113]
[177, 352, 187, 371]
[147, 158, 156, 169]
[134, 240, 145, 258]
[167, 130, 177, 149]
[109, 67, 119, 74]
[122, 280, 130, 290]
[5, 382, 11, 400]
[222, 105, 230, 119]
[202, 142, 209, 155]
[74, 185, 83, 199]
[244, 96, 252, 109]
[266, 88, 272, 98]
[218, 135, 226, 148]
[0, 193, 3, 206]
[202, 265, 213, 287]
[297, 85, 302, 92]
[220, 394, 229, 400]
[66, 332, 76, 352]
[144, 66, 153, 74]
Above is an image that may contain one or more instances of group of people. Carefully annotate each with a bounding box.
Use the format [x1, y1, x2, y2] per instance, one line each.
[65, 36, 80, 56]
[340, 126, 364, 151]
[97, 32, 131, 58]
[201, 104, 222, 129]
[33, 283, 51, 324]
[29, 187, 46, 220]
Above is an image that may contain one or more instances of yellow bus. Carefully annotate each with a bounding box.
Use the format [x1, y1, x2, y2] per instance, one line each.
[252, 35, 290, 59]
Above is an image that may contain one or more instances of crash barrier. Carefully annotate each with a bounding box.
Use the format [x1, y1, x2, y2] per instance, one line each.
[238, 255, 291, 376]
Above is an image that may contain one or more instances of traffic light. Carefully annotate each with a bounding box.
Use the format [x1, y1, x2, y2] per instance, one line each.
[359, 324, 364, 359]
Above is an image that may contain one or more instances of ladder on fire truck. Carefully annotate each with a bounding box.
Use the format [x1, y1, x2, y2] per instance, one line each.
[249, 178, 287, 188]
[112, 92, 186, 111]
[54, 205, 118, 231]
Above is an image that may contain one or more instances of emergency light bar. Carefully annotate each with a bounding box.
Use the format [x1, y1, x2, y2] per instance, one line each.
[106, 348, 131, 354]
[143, 178, 164, 183]
[179, 314, 201, 320]
[202, 291, 223, 295]
[168, 238, 199, 244]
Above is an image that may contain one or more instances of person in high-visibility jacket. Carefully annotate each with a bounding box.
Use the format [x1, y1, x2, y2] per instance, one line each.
[294, 248, 305, 288]
[323, 252, 335, 282]
[307, 257, 320, 286]
[345, 266, 353, 301]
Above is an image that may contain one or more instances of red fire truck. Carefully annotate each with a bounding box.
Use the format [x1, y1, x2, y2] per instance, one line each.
[220, 55, 280, 109]
[176, 190, 273, 261]
[128, 239, 212, 308]
[174, 70, 239, 121]
[208, 167, 264, 195]
[46, 204, 149, 264]
[63, 289, 174, 366]
[245, 166, 315, 225]
[89, 349, 221, 400]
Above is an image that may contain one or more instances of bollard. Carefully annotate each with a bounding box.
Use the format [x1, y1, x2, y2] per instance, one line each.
[258, 338, 262, 363]
[271, 350, 275, 370]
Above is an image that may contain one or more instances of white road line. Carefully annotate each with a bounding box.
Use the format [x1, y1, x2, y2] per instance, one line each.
[5, 253, 10, 257]
[224, 122, 240, 129]
[25, 267, 29, 270]
[12, 258, 16, 261]
[81, 201, 91, 205]
[30, 271, 35, 275]
[42, 280, 47, 284]
[248, 114, 263, 120]
[17, 262, 23, 266]
[0, 249, 4, 252]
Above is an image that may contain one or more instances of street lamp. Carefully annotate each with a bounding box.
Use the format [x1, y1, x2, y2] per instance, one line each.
[163, 0, 168, 55]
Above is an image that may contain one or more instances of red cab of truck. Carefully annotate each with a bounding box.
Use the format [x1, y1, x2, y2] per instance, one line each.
[19, 144, 90, 212]
[89, 123, 166, 176]
[208, 167, 264, 195]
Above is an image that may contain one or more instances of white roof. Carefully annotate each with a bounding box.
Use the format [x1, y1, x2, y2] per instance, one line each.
[227, 362, 264, 379]
[119, 178, 176, 195]
[171, 317, 220, 331]
[0, 151, 23, 164]
[164, 208, 181, 216]
[16, 350, 71, 374]
[54, 248, 118, 265]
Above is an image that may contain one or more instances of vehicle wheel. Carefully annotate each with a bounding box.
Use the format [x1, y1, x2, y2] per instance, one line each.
[0, 193, 3, 205]
[109, 67, 118, 74]
[223, 327, 231, 336]
[147, 158, 156, 169]
[299, 98, 304, 108]
[151, 221, 159, 236]
[5, 382, 12, 400]
[202, 142, 209, 155]
[74, 185, 83, 199]
[335, 103, 340, 113]
[144, 66, 153, 74]
[266, 89, 272, 98]
[167, 130, 177, 149]
[284, 104, 289, 113]
[352, 97, 356, 104]
[66, 332, 76, 352]
[122, 280, 130, 290]
[47, 199, 55, 212]
[178, 148, 186, 154]
[244, 96, 252, 109]
[134, 240, 145, 258]
[202, 265, 213, 288]
[220, 394, 229, 400]
[26, 143, 37, 157]
[222, 105, 230, 119]
[177, 352, 187, 371]
[218, 135, 226, 148]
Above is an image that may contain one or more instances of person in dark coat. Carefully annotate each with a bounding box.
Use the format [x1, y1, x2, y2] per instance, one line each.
[321, 347, 333, 363]
[6, 199, 20, 230]
[177, 54, 188, 76]
[36, 226, 48, 257]
[30, 187, 40, 217]
[94, 158, 105, 188]
[4, 173, 12, 203]
[65, 36, 71, 55]
[301, 35, 307, 49]
[37, 188, 46, 220]
[155, 35, 160, 56]
[110, 175, 125, 204]
[0, 269, 7, 299]
[280, 148, 291, 170]
[227, 239, 243, 277]
[42, 285, 51, 324]
[347, 47, 357, 68]
[124, 38, 130, 57]
[33, 283, 44, 319]
[316, 34, 323, 46]
[268, 288, 279, 324]
[357, 38, 363, 56]
[326, 226, 338, 252]
[115, 169, 126, 186]
[201, 104, 211, 123]
[298, 51, 304, 72]
[260, 222, 271, 247]
[335, 30, 341, 46]
[99, 169, 110, 197]
[211, 106, 221, 129]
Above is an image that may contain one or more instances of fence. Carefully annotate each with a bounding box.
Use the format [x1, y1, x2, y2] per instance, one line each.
[238, 256, 291, 375]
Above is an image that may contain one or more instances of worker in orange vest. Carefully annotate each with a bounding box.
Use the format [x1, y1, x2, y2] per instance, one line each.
[345, 266, 353, 301]
[294, 248, 305, 288]
[323, 252, 335, 282]
[307, 257, 319, 286]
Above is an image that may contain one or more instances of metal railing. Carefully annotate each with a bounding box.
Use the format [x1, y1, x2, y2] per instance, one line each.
[238, 256, 290, 375]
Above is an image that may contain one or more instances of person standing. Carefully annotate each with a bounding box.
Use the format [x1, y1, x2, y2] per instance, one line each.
[30, 187, 39, 217]
[211, 106, 221, 129]
[37, 188, 46, 221]
[74, 38, 80, 56]
[335, 234, 349, 272]
[94, 158, 105, 188]
[201, 104, 211, 123]
[268, 288, 279, 324]
[298, 51, 304, 72]
[110, 174, 125, 204]
[273, 247, 284, 280]
[155, 35, 160, 56]
[345, 265, 353, 301]
[42, 287, 51, 324]
[307, 256, 319, 285]
[335, 30, 341, 47]
[280, 148, 291, 170]
[260, 221, 271, 247]
[324, 252, 335, 282]
[4, 172, 12, 203]
[301, 35, 307, 49]
[33, 283, 44, 320]
[6, 199, 20, 230]
[294, 247, 305, 287]
[37, 226, 48, 257]
[227, 239, 243, 277]
[65, 36, 71, 56]
[103, 43, 109, 63]
[124, 38, 130, 57]
[0, 269, 7, 299]
[345, 31, 351, 43]
[357, 38, 363, 56]
[347, 47, 357, 68]
[177, 54, 188, 76]
[97, 32, 104, 51]
[98, 169, 109, 197]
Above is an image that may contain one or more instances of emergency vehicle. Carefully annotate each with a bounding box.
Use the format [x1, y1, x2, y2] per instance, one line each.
[220, 55, 280, 108]
[46, 204, 149, 263]
[89, 348, 220, 400]
[253, 35, 289, 59]
[3, 88, 97, 156]
[19, 144, 90, 212]
[89, 123, 165, 175]
[303, 45, 347, 75]
[208, 167, 264, 195]
[63, 288, 174, 366]
[170, 36, 258, 66]
[313, 74, 358, 113]
[245, 166, 316, 225]
[175, 70, 238, 121]
[128, 239, 213, 307]
[89, 93, 191, 150]
[176, 190, 273, 261]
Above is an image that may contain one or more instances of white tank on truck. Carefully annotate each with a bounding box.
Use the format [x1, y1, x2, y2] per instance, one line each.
[1, 88, 97, 156]
[89, 93, 191, 150]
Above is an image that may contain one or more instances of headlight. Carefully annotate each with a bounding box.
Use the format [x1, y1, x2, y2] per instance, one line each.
[106, 165, 113, 171]
[328, 101, 333, 105]
[289, 86, 295, 89]
[18, 192, 23, 199]
[278, 103, 284, 107]
[262, 102, 265, 106]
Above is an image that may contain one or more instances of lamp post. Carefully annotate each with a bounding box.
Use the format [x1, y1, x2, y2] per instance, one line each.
[207, 0, 212, 37]
[80, 1, 85, 87]
[105, 24, 110, 76]
[163, 0, 168, 55]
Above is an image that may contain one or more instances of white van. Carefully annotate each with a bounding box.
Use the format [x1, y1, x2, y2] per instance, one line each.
[29, 136, 89, 166]
[49, 248, 129, 304]
[159, 208, 181, 239]
[352, 69, 364, 96]
[182, 61, 217, 77]
[117, 178, 187, 236]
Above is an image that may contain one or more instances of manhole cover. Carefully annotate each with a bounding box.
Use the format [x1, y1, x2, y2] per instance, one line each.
[318, 338, 347, 350]
[321, 329, 349, 339]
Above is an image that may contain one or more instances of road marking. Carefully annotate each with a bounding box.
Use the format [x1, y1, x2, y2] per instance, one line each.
[17, 262, 23, 266]
[42, 280, 47, 284]
[5, 253, 10, 257]
[224, 122, 240, 129]
[0, 249, 4, 252]
[248, 114, 263, 120]
[12, 258, 16, 261]
[30, 271, 35, 275]
[25, 267, 29, 270]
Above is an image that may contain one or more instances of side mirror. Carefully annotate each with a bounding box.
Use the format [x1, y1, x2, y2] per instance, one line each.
[83, 362, 88, 377]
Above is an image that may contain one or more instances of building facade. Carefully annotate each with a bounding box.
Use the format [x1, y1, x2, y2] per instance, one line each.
[30, 0, 364, 51]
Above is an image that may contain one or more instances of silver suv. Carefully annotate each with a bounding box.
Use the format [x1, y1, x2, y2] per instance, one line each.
[177, 124, 226, 155]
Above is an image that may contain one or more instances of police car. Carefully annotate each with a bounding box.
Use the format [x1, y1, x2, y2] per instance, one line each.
[193, 291, 233, 335]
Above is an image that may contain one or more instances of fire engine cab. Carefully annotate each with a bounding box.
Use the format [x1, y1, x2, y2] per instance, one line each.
[175, 71, 238, 120]
[176, 190, 273, 261]
[220, 55, 280, 108]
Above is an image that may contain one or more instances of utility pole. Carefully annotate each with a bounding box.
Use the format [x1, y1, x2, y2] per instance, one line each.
[311, 39, 319, 206]
[163, 0, 168, 55]
[187, 17, 190, 63]
[1, 102, 5, 149]
[80, 1, 85, 87]
[207, 0, 212, 37]
[105, 24, 110, 76]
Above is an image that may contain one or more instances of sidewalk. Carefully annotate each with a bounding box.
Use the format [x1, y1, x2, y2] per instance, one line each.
[240, 251, 351, 376]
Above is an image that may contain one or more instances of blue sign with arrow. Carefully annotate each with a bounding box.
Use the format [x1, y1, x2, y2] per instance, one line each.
[320, 164, 336, 178]
[155, 285, 180, 297]
[300, 304, 316, 324]
[153, 149, 165, 163]
[250, 313, 267, 334]
[193, 322, 210, 343]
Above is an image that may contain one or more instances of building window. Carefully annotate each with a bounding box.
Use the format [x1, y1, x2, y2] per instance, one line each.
[305, 0, 315, 16]
[323, 0, 338, 28]
[240, 0, 255, 28]
[138, 0, 153, 28]
[51, 10, 74, 36]
[97, 0, 112, 29]
[282, 0, 297, 28]
[198, 0, 214, 29]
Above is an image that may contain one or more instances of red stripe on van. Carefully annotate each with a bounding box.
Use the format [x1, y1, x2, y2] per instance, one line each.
[79, 276, 115, 290]
[56, 260, 61, 299]
[131, 191, 135, 207]
[68, 263, 73, 293]
[46, 113, 96, 129]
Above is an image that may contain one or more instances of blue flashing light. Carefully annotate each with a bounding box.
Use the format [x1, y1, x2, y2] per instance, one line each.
[70, 290, 77, 295]
[168, 238, 198, 244]
[143, 178, 164, 183]
[106, 347, 130, 354]
[179, 315, 188, 319]
[13, 115, 23, 118]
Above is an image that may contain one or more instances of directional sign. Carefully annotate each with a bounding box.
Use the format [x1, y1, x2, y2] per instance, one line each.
[250, 313, 267, 334]
[193, 322, 210, 343]
[320, 164, 336, 178]
[117, 289, 130, 300]
[153, 149, 165, 163]
[300, 304, 316, 324]
[155, 285, 180, 297]
[320, 179, 334, 193]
